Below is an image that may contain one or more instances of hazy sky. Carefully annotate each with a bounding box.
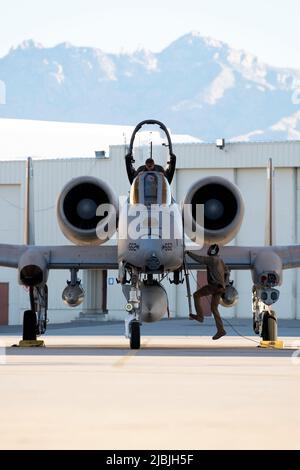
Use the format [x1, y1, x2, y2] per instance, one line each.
[1, 0, 300, 69]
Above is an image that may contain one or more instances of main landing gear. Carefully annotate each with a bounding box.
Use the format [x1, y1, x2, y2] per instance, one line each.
[252, 287, 283, 348]
[261, 311, 278, 342]
[20, 285, 48, 347]
[23, 309, 37, 341]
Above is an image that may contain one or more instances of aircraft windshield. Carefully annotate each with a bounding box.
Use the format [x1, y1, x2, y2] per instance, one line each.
[130, 172, 171, 205]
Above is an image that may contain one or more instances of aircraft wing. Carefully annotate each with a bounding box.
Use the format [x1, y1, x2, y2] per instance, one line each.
[0, 244, 119, 270]
[186, 245, 300, 271]
[274, 246, 300, 269]
[0, 245, 27, 268]
[1, 243, 299, 272]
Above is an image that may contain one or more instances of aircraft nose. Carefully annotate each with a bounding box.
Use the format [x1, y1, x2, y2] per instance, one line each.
[146, 253, 161, 271]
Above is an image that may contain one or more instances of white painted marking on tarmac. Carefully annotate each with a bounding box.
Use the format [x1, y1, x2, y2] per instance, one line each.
[291, 349, 300, 365]
[0, 341, 6, 364]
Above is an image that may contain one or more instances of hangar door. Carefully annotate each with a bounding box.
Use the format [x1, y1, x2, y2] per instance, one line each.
[0, 184, 20, 325]
[0, 283, 9, 325]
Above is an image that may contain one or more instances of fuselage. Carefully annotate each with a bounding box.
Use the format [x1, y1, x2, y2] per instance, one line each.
[118, 171, 184, 273]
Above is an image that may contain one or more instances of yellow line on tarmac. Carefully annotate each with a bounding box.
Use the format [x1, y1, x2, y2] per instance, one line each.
[113, 350, 138, 368]
[112, 339, 150, 368]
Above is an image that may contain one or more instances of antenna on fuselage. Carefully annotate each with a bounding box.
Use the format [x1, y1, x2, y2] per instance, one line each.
[123, 132, 128, 156]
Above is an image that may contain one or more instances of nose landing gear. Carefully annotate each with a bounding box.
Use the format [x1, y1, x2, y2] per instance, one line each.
[123, 269, 142, 350]
[129, 320, 141, 350]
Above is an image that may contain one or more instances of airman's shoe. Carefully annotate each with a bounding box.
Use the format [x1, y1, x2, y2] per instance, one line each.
[212, 329, 227, 340]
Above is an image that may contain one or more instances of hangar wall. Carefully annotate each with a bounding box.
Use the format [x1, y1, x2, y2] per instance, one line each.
[0, 140, 299, 324]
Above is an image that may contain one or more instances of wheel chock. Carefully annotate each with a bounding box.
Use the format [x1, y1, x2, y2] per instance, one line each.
[259, 340, 284, 349]
[17, 340, 45, 348]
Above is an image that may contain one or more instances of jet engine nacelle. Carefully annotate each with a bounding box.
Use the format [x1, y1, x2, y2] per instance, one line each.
[184, 176, 245, 246]
[140, 283, 168, 323]
[57, 176, 118, 246]
[18, 249, 49, 286]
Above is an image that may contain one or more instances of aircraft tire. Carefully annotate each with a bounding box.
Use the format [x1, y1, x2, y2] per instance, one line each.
[23, 310, 37, 341]
[261, 312, 277, 342]
[130, 321, 140, 350]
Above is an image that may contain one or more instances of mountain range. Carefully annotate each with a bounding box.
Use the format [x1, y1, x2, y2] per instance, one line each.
[1, 32, 300, 142]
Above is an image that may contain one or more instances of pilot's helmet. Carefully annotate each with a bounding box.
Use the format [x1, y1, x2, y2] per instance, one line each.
[207, 244, 219, 256]
[145, 158, 155, 169]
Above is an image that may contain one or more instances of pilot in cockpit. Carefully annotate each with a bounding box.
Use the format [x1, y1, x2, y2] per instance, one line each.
[137, 158, 164, 174]
[126, 154, 176, 185]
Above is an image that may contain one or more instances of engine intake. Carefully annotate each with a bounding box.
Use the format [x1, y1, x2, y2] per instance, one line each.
[184, 176, 245, 246]
[19, 249, 49, 287]
[57, 176, 118, 245]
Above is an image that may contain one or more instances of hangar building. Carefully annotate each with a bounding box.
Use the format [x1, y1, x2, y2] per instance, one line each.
[0, 122, 299, 325]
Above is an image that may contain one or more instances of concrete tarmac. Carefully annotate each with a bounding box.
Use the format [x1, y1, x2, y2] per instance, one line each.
[0, 318, 300, 450]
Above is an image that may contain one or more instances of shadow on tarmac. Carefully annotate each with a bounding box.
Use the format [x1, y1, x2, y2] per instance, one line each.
[2, 318, 300, 335]
[4, 344, 297, 358]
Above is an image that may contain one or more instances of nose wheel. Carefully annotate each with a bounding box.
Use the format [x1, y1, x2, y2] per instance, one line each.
[129, 320, 141, 350]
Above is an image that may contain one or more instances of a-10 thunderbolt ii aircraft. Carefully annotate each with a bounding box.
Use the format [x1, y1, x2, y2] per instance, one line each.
[0, 119, 299, 349]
